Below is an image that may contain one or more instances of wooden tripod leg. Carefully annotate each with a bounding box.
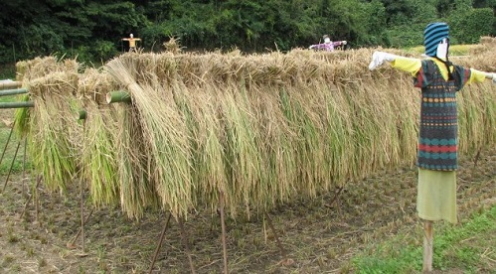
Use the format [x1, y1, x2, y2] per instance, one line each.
[79, 179, 86, 252]
[148, 212, 172, 274]
[68, 209, 94, 248]
[20, 176, 42, 219]
[423, 220, 434, 272]
[264, 212, 286, 257]
[0, 120, 15, 167]
[219, 192, 229, 274]
[2, 141, 21, 193]
[178, 218, 196, 274]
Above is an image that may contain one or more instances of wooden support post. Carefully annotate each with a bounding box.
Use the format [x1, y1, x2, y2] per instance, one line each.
[2, 141, 21, 193]
[22, 137, 27, 197]
[20, 176, 42, 219]
[35, 175, 40, 225]
[219, 192, 229, 274]
[148, 212, 172, 274]
[264, 212, 287, 257]
[79, 178, 86, 252]
[423, 220, 434, 272]
[0, 120, 15, 169]
[178, 217, 196, 274]
[68, 209, 94, 248]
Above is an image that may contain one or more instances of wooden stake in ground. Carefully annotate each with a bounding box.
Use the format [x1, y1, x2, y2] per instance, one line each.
[20, 175, 42, 219]
[148, 212, 172, 274]
[80, 121, 87, 252]
[423, 221, 434, 272]
[67, 209, 94, 249]
[2, 140, 21, 193]
[0, 120, 15, 169]
[219, 192, 229, 274]
[178, 217, 196, 274]
[264, 212, 287, 257]
[79, 178, 86, 252]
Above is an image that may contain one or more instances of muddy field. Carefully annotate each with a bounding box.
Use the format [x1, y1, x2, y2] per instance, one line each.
[0, 137, 495, 274]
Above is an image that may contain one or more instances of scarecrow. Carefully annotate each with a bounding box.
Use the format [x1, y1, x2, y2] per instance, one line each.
[122, 33, 141, 53]
[309, 34, 347, 51]
[368, 22, 496, 271]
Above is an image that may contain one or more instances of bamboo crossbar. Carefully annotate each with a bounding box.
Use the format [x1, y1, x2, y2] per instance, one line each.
[106, 91, 131, 104]
[0, 101, 34, 109]
[0, 88, 28, 97]
[78, 110, 87, 120]
[0, 81, 21, 90]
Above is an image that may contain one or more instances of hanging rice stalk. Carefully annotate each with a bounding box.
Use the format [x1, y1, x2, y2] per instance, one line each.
[97, 47, 496, 220]
[78, 68, 121, 206]
[26, 70, 81, 191]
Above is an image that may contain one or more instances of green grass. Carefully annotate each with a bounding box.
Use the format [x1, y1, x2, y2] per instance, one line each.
[352, 206, 496, 273]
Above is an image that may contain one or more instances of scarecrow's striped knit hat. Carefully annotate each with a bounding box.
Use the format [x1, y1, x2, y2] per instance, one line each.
[424, 22, 449, 57]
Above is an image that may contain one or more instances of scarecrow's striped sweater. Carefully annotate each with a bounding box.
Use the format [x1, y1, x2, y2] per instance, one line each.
[414, 59, 471, 171]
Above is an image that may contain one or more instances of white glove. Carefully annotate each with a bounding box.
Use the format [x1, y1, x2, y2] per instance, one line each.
[309, 45, 315, 50]
[484, 72, 496, 84]
[343, 41, 347, 45]
[368, 51, 396, 70]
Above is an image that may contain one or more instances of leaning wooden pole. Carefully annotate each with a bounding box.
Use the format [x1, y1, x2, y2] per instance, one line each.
[264, 212, 287, 257]
[68, 209, 94, 248]
[79, 120, 87, 252]
[20, 176, 42, 220]
[178, 218, 197, 274]
[148, 212, 173, 274]
[423, 221, 434, 272]
[2, 141, 21, 193]
[219, 192, 229, 274]
[0, 120, 16, 170]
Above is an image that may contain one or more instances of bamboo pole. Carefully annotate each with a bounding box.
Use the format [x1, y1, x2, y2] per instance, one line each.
[0, 101, 34, 109]
[423, 221, 434, 272]
[0, 88, 28, 96]
[0, 81, 21, 90]
[106, 91, 131, 104]
[78, 110, 87, 120]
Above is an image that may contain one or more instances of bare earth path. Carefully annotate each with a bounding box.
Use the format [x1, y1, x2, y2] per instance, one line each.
[1, 146, 495, 273]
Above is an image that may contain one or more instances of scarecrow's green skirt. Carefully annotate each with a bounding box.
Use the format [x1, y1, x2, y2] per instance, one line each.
[417, 168, 457, 224]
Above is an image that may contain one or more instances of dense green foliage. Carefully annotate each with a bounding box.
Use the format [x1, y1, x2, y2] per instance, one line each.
[0, 0, 495, 64]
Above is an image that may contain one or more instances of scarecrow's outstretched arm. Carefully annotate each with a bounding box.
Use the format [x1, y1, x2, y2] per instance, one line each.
[369, 51, 496, 84]
[368, 51, 398, 70]
[368, 51, 421, 74]
[483, 71, 496, 82]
